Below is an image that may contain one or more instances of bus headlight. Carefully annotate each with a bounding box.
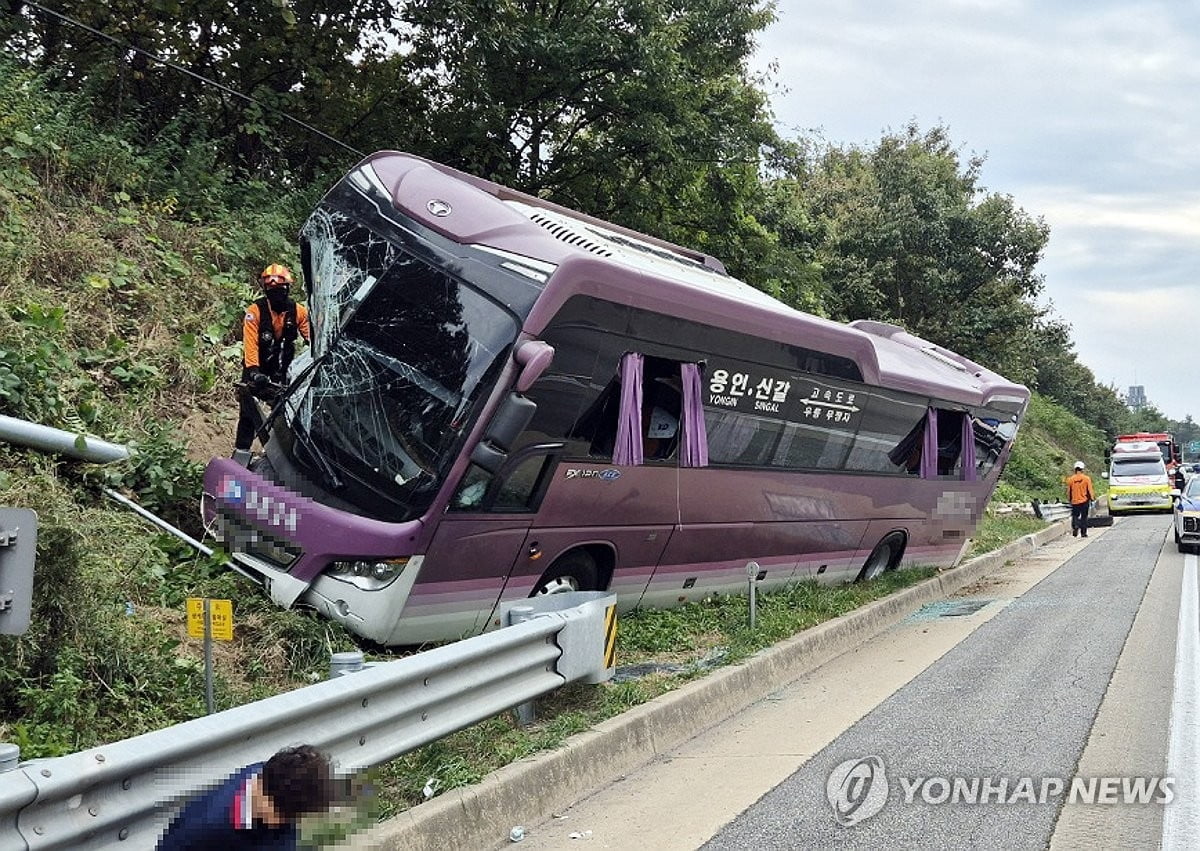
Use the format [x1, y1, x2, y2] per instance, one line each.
[327, 558, 409, 590]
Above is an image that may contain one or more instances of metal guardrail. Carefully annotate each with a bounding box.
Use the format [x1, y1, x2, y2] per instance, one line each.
[1034, 501, 1073, 522]
[0, 591, 616, 850]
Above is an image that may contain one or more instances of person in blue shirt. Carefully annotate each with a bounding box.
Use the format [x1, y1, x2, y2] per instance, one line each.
[156, 745, 333, 850]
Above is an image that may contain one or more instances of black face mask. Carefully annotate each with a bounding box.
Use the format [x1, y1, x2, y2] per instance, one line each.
[265, 288, 291, 311]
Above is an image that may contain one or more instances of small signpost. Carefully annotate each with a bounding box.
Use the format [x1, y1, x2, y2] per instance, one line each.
[186, 597, 233, 714]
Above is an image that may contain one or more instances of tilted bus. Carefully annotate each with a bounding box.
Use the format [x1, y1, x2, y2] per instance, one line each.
[201, 151, 1029, 645]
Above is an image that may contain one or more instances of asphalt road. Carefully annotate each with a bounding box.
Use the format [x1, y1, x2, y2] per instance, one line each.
[704, 513, 1172, 849]
[515, 513, 1183, 849]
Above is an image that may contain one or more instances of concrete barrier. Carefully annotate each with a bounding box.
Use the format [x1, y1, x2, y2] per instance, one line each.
[355, 521, 1070, 850]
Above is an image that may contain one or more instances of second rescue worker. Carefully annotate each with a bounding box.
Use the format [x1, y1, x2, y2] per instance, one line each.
[1066, 460, 1095, 538]
[234, 264, 311, 456]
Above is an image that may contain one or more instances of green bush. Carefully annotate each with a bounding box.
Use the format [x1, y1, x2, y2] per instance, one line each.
[997, 392, 1109, 502]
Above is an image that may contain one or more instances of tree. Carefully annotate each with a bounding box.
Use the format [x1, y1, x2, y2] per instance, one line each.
[777, 123, 1052, 382]
[392, 0, 785, 273]
[3, 0, 405, 180]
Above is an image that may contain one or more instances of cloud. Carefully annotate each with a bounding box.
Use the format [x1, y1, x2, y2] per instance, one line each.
[755, 0, 1200, 418]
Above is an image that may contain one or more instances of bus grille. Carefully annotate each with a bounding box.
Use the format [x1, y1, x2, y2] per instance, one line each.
[216, 509, 303, 570]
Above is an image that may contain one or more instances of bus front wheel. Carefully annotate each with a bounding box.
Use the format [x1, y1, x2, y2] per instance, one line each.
[855, 533, 905, 583]
[532, 550, 598, 596]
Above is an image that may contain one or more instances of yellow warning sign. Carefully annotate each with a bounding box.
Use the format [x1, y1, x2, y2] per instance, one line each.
[603, 604, 617, 669]
[186, 597, 234, 641]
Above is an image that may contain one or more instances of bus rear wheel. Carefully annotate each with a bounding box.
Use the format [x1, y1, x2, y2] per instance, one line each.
[855, 533, 905, 583]
[532, 550, 598, 596]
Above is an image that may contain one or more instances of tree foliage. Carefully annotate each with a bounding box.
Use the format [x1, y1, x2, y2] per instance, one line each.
[1, 2, 1178, 435]
[775, 123, 1051, 384]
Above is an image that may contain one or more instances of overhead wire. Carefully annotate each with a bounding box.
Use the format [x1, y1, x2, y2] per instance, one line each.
[14, 1, 365, 157]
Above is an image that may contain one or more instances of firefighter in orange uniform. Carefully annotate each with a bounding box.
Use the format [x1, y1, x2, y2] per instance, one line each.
[1066, 460, 1095, 538]
[234, 264, 311, 454]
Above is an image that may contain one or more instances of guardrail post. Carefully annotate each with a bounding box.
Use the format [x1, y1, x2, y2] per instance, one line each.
[0, 743, 17, 773]
[746, 561, 759, 629]
[329, 651, 366, 679]
[0, 508, 36, 637]
[508, 605, 539, 726]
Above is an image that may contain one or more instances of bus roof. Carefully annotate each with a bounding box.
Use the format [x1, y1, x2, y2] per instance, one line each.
[355, 151, 1029, 412]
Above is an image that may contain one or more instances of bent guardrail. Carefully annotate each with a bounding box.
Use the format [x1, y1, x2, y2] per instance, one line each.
[1031, 499, 1073, 523]
[0, 591, 616, 850]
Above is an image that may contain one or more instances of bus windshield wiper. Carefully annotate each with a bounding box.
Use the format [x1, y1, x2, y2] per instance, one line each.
[291, 420, 344, 491]
[253, 344, 345, 491]
[255, 341, 338, 441]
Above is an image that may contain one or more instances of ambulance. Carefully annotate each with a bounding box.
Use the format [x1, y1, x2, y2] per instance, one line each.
[1104, 440, 1173, 514]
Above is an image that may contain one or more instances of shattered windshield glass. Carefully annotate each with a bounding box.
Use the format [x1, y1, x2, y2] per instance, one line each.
[294, 207, 517, 519]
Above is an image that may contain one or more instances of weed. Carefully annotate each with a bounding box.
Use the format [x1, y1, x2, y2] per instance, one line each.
[968, 512, 1047, 557]
[374, 566, 936, 815]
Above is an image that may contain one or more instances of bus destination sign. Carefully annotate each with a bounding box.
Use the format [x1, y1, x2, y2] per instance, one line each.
[706, 366, 861, 427]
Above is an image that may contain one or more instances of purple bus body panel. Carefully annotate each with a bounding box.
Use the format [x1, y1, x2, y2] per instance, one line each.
[491, 464, 679, 609]
[414, 518, 532, 633]
[366, 151, 726, 272]
[203, 458, 421, 582]
[369, 155, 579, 264]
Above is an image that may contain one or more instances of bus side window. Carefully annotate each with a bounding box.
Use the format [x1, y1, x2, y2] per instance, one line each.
[450, 464, 492, 510]
[449, 455, 554, 512]
[642, 374, 682, 461]
[569, 355, 687, 462]
[570, 378, 620, 459]
[493, 455, 554, 511]
[935, 409, 965, 477]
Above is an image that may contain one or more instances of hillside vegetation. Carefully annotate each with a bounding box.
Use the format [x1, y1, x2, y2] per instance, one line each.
[0, 61, 358, 757]
[0, 56, 1157, 760]
[993, 393, 1110, 504]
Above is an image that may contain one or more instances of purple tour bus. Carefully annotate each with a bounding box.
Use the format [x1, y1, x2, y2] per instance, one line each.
[201, 151, 1029, 645]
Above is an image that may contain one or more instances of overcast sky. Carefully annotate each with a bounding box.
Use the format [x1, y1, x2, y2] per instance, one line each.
[751, 0, 1200, 421]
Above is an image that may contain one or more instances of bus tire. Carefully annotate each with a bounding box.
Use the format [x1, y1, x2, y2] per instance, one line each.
[532, 550, 598, 596]
[855, 533, 905, 583]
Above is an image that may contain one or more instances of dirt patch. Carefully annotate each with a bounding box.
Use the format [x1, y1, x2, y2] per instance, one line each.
[180, 403, 236, 464]
[955, 573, 1011, 596]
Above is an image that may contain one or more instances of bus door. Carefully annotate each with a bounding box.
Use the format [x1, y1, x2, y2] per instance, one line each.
[421, 444, 565, 636]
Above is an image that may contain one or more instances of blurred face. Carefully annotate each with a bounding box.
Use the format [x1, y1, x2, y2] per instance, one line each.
[252, 775, 290, 827]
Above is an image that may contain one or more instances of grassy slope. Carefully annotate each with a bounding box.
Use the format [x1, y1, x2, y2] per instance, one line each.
[0, 63, 359, 757]
[0, 63, 1076, 765]
[992, 392, 1110, 504]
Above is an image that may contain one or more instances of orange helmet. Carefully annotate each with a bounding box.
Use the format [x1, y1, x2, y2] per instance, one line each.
[259, 264, 294, 288]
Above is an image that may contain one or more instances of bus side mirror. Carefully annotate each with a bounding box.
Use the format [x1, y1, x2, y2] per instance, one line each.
[515, 340, 554, 392]
[470, 392, 538, 473]
[1101, 471, 1109, 479]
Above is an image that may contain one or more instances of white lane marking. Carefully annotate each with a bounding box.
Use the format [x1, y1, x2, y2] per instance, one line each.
[1164, 552, 1200, 849]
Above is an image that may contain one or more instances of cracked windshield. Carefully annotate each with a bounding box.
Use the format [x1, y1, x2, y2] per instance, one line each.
[295, 207, 516, 518]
